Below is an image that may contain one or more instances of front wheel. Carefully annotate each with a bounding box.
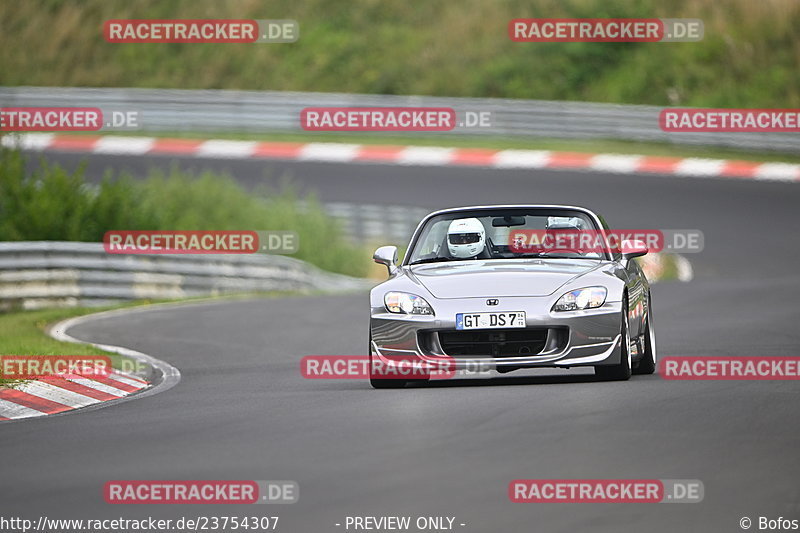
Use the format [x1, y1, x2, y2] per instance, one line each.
[633, 295, 656, 375]
[595, 297, 632, 381]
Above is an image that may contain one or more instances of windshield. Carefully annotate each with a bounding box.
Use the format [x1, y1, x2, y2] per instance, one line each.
[407, 208, 606, 265]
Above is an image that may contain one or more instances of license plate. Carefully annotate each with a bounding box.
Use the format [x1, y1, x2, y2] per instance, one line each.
[456, 311, 526, 330]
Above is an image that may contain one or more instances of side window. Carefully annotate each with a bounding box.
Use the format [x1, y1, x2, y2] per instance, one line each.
[421, 223, 446, 256]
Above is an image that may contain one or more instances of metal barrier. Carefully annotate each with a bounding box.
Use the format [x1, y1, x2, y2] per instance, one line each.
[323, 202, 429, 244]
[1, 86, 798, 152]
[0, 242, 372, 310]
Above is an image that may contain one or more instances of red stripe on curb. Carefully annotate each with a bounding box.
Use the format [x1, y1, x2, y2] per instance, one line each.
[252, 142, 305, 158]
[41, 377, 120, 401]
[451, 149, 498, 166]
[636, 156, 682, 174]
[719, 160, 762, 179]
[149, 138, 204, 154]
[0, 389, 71, 414]
[546, 152, 594, 168]
[49, 135, 102, 151]
[90, 375, 145, 394]
[354, 145, 405, 162]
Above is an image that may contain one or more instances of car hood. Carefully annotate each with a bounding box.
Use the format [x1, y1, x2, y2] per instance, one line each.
[408, 259, 603, 299]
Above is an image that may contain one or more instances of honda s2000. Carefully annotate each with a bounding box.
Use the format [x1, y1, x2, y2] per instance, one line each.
[369, 205, 656, 388]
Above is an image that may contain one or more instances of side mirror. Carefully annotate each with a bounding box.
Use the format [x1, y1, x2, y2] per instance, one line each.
[373, 246, 398, 275]
[621, 239, 648, 261]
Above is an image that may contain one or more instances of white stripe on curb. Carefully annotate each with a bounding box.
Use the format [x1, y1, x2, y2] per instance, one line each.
[196, 140, 258, 158]
[754, 163, 800, 181]
[493, 150, 552, 168]
[67, 377, 130, 397]
[299, 143, 360, 161]
[675, 254, 695, 283]
[674, 158, 726, 177]
[0, 398, 46, 419]
[94, 136, 155, 155]
[397, 147, 455, 166]
[2, 133, 55, 150]
[590, 154, 643, 174]
[16, 381, 100, 408]
[106, 372, 148, 388]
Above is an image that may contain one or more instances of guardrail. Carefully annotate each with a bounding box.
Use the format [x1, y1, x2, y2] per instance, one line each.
[0, 242, 372, 310]
[322, 202, 429, 244]
[1, 87, 798, 152]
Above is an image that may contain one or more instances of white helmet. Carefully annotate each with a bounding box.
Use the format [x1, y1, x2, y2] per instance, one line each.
[447, 218, 485, 259]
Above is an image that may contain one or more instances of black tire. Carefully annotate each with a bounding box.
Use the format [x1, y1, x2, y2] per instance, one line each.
[633, 294, 656, 375]
[369, 335, 407, 389]
[595, 296, 632, 381]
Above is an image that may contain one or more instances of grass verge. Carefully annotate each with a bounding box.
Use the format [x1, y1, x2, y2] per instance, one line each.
[0, 304, 140, 386]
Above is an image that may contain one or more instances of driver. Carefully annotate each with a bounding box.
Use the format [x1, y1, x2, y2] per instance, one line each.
[447, 218, 486, 259]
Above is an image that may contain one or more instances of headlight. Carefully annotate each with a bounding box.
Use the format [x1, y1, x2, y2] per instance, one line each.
[552, 286, 607, 312]
[384, 292, 434, 315]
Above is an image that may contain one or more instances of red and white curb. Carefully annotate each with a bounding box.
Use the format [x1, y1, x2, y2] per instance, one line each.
[0, 307, 181, 422]
[3, 133, 799, 182]
[0, 372, 149, 420]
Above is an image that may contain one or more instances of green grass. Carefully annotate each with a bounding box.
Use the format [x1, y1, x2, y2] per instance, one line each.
[0, 0, 798, 108]
[92, 130, 800, 163]
[0, 305, 134, 385]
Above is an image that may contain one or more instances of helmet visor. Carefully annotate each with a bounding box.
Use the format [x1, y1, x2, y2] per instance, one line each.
[448, 232, 482, 245]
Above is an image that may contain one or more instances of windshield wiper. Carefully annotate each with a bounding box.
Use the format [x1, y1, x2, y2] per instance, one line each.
[409, 257, 453, 265]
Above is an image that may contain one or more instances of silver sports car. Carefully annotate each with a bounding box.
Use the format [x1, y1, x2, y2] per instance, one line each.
[369, 205, 656, 388]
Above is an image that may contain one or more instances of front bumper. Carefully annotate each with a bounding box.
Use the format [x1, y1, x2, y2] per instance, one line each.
[370, 300, 623, 370]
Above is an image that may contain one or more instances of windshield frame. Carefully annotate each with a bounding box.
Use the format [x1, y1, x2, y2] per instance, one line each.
[402, 205, 614, 265]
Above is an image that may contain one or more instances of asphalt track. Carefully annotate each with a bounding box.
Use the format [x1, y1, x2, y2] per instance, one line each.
[3, 149, 800, 532]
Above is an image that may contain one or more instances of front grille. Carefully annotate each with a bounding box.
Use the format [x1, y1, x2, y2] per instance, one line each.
[437, 328, 549, 357]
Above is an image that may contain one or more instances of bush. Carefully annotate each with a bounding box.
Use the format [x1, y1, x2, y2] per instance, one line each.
[0, 147, 368, 276]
